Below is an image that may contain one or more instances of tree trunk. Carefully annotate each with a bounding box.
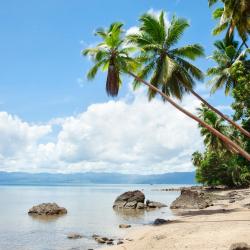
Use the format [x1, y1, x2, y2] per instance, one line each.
[189, 89, 250, 138]
[128, 72, 250, 162]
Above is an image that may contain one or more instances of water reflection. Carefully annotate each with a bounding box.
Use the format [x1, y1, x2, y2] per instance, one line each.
[113, 208, 146, 219]
[28, 214, 67, 222]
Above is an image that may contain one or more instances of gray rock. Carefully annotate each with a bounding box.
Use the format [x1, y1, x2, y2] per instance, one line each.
[95, 237, 106, 244]
[28, 203, 67, 216]
[153, 218, 171, 225]
[107, 240, 114, 245]
[146, 200, 167, 208]
[137, 202, 146, 209]
[119, 224, 131, 228]
[229, 242, 250, 250]
[67, 233, 84, 239]
[170, 189, 213, 209]
[113, 190, 145, 209]
[124, 200, 138, 209]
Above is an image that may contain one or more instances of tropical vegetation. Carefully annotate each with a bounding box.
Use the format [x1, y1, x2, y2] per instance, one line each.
[82, 1, 250, 187]
[192, 0, 250, 187]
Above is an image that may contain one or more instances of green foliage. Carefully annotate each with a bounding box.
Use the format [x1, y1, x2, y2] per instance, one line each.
[230, 61, 250, 167]
[193, 151, 250, 187]
[83, 22, 139, 97]
[209, 0, 250, 43]
[207, 36, 242, 95]
[127, 11, 204, 101]
[230, 61, 250, 122]
[193, 80, 250, 187]
[197, 105, 230, 151]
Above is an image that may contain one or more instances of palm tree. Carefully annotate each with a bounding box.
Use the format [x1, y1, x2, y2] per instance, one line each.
[198, 104, 230, 152]
[127, 11, 250, 138]
[83, 22, 250, 161]
[83, 22, 138, 97]
[207, 36, 241, 95]
[209, 0, 250, 47]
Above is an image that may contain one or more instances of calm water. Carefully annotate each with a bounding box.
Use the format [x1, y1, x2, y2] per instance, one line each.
[0, 184, 182, 250]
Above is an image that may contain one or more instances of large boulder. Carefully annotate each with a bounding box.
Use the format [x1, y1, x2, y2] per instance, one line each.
[113, 190, 145, 209]
[113, 190, 167, 210]
[170, 189, 213, 209]
[28, 203, 67, 216]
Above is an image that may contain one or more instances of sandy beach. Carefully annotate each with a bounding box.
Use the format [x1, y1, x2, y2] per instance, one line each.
[100, 188, 250, 250]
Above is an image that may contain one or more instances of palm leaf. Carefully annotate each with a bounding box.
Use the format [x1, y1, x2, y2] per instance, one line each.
[166, 16, 189, 48]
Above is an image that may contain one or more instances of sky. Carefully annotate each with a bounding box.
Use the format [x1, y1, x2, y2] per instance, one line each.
[0, 0, 233, 174]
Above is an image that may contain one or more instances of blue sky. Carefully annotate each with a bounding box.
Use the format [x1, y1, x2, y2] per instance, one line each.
[0, 0, 231, 122]
[0, 0, 234, 173]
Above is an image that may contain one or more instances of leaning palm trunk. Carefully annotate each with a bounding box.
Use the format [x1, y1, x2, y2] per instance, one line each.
[189, 89, 250, 138]
[128, 72, 250, 162]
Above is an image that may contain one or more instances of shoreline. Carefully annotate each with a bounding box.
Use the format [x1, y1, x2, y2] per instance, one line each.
[100, 188, 250, 250]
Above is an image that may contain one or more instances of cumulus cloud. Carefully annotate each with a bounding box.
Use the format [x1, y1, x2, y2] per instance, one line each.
[0, 89, 203, 174]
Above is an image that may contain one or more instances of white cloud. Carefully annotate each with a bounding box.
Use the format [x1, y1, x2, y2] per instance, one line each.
[0, 112, 51, 158]
[126, 26, 140, 36]
[0, 89, 203, 174]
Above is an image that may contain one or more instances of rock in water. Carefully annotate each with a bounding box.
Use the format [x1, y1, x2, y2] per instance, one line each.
[113, 190, 145, 209]
[230, 243, 250, 250]
[170, 189, 213, 209]
[119, 224, 131, 228]
[67, 233, 84, 239]
[153, 218, 171, 225]
[146, 200, 167, 208]
[28, 203, 67, 215]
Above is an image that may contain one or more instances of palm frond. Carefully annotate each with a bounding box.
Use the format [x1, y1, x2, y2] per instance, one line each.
[171, 44, 205, 60]
[166, 16, 189, 48]
[139, 12, 166, 44]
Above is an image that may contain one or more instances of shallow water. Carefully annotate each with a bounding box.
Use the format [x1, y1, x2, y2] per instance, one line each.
[0, 184, 183, 250]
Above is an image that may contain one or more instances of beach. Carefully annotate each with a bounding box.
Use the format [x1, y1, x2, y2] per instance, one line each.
[101, 188, 250, 250]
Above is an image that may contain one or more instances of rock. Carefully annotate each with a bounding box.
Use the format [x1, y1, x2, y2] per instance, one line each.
[117, 240, 124, 245]
[153, 218, 171, 225]
[67, 233, 83, 239]
[113, 190, 145, 209]
[92, 234, 100, 239]
[124, 201, 138, 209]
[146, 200, 167, 208]
[28, 203, 67, 216]
[137, 202, 146, 209]
[229, 242, 250, 250]
[119, 224, 131, 228]
[92, 235, 114, 244]
[95, 237, 106, 244]
[170, 189, 213, 209]
[243, 203, 250, 209]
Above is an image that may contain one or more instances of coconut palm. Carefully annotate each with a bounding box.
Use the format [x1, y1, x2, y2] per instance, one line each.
[198, 104, 230, 152]
[207, 36, 242, 95]
[127, 12, 205, 101]
[209, 0, 250, 47]
[83, 22, 250, 161]
[83, 22, 138, 97]
[127, 11, 250, 138]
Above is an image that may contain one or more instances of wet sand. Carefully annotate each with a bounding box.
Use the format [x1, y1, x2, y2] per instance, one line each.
[100, 188, 250, 250]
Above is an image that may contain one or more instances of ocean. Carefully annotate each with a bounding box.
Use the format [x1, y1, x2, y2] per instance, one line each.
[0, 184, 182, 250]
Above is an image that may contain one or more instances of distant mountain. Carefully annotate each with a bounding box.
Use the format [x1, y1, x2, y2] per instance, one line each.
[0, 171, 196, 185]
